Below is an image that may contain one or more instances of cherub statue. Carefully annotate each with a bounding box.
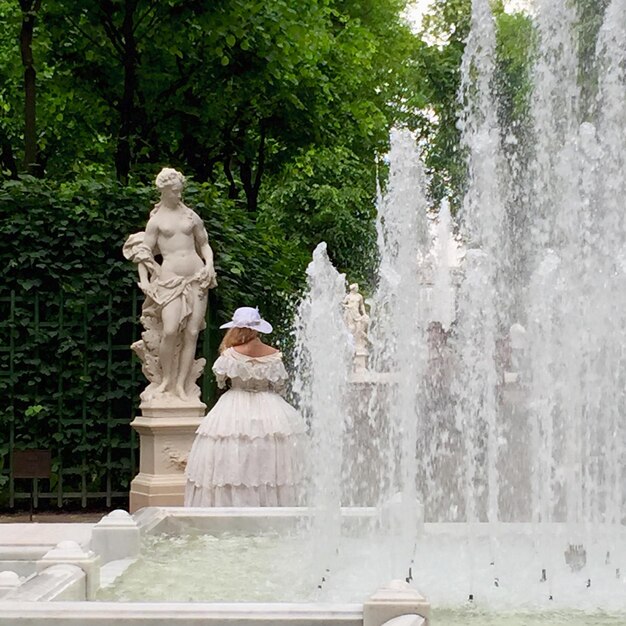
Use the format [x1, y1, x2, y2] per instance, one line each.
[123, 168, 217, 405]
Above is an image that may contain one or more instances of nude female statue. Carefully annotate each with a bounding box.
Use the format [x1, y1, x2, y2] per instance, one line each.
[124, 168, 217, 404]
[342, 283, 370, 371]
[343, 283, 369, 335]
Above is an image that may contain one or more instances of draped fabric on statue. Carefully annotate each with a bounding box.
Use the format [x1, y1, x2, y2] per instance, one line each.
[184, 348, 306, 507]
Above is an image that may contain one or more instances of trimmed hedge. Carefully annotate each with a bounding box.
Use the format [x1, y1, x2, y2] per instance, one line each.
[0, 176, 308, 508]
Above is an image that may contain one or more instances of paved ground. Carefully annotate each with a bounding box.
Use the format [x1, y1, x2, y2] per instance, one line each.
[0, 511, 110, 524]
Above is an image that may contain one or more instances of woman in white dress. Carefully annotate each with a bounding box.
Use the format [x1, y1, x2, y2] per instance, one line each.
[184, 307, 306, 506]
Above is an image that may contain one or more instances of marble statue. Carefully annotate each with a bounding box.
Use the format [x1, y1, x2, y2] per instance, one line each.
[123, 168, 217, 405]
[508, 322, 527, 381]
[343, 283, 370, 371]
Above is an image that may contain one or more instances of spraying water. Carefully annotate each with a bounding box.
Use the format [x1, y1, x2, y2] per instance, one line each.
[456, 0, 505, 530]
[452, 0, 626, 529]
[292, 0, 626, 607]
[292, 242, 352, 585]
[594, 0, 626, 531]
[431, 199, 455, 331]
[368, 128, 430, 576]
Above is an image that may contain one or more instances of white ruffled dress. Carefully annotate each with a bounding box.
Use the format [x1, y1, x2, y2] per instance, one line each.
[184, 347, 306, 507]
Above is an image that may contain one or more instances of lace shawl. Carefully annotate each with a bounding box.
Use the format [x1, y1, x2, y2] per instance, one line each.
[212, 348, 288, 390]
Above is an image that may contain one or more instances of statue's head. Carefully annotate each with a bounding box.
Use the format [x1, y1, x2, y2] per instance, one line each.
[155, 167, 185, 192]
[349, 283, 359, 293]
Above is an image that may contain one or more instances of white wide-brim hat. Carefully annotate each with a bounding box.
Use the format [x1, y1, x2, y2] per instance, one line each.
[219, 306, 273, 334]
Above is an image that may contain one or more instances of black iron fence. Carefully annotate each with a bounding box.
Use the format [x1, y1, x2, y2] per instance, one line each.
[0, 289, 217, 510]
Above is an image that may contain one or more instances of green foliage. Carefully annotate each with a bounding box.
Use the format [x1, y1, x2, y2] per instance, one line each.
[0, 0, 548, 508]
[0, 175, 328, 505]
[3, 0, 418, 200]
[402, 0, 472, 208]
[0, 2, 22, 175]
[0, 177, 146, 506]
[495, 10, 533, 116]
[575, 0, 611, 117]
[263, 145, 379, 287]
[422, 0, 471, 43]
[413, 0, 535, 209]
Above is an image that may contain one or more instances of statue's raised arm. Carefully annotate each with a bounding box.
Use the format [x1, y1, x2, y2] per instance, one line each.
[123, 168, 217, 407]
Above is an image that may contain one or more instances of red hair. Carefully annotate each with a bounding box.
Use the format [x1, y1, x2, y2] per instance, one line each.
[219, 327, 258, 353]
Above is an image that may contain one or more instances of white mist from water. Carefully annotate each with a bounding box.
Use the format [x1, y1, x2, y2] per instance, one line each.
[367, 128, 431, 577]
[456, 0, 505, 531]
[440, 0, 625, 600]
[431, 199, 455, 331]
[454, 0, 626, 530]
[291, 0, 626, 610]
[292, 242, 352, 586]
[594, 0, 626, 531]
[522, 0, 626, 539]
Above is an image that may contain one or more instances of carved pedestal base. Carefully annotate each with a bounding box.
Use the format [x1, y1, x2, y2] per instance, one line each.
[129, 404, 205, 513]
[353, 352, 369, 373]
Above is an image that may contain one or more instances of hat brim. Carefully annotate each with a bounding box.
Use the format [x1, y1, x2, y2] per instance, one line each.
[219, 320, 273, 334]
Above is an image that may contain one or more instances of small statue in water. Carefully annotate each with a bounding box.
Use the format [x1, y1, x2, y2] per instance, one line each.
[123, 168, 217, 405]
[504, 322, 527, 384]
[342, 283, 370, 371]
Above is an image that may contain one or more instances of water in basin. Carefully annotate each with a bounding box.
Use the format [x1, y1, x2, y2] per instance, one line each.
[98, 524, 626, 625]
[97, 529, 392, 603]
[434, 611, 625, 626]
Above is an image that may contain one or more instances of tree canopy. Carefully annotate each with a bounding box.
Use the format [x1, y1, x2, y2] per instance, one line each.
[1, 0, 586, 509]
[3, 1, 417, 186]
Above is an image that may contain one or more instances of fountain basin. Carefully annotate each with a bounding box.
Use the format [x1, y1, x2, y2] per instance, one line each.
[2, 508, 626, 625]
[0, 507, 428, 626]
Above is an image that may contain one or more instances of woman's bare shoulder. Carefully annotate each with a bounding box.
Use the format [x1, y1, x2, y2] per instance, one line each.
[232, 343, 280, 358]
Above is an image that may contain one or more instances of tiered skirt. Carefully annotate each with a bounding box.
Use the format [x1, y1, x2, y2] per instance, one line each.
[184, 389, 306, 507]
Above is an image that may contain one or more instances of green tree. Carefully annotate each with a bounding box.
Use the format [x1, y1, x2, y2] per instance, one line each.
[264, 145, 379, 285]
[575, 0, 611, 117]
[414, 0, 471, 207]
[44, 0, 192, 182]
[18, 0, 42, 174]
[0, 2, 20, 176]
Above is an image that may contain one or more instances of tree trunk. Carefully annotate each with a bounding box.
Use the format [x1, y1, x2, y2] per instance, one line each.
[114, 0, 139, 183]
[239, 159, 257, 212]
[19, 0, 42, 175]
[239, 123, 266, 213]
[223, 158, 240, 200]
[0, 136, 18, 178]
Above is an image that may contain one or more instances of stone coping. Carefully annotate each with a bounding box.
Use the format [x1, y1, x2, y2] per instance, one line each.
[0, 523, 94, 550]
[0, 600, 364, 625]
[134, 506, 378, 535]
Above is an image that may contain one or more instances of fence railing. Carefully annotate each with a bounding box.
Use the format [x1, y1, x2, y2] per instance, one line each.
[0, 289, 218, 510]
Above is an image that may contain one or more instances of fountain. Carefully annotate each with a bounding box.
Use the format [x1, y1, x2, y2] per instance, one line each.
[292, 241, 354, 587]
[2, 1, 626, 624]
[288, 0, 626, 613]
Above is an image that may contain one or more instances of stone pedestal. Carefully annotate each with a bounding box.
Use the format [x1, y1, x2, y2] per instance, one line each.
[363, 580, 430, 626]
[353, 352, 369, 373]
[37, 541, 99, 600]
[90, 510, 140, 564]
[343, 372, 398, 506]
[0, 571, 21, 599]
[129, 403, 205, 513]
